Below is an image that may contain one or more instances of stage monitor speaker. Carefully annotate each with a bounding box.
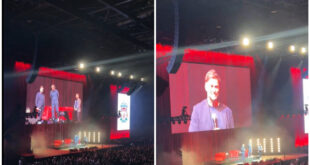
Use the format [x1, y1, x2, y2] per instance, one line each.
[167, 0, 182, 74]
[26, 35, 40, 83]
[26, 69, 38, 83]
[166, 53, 184, 74]
[127, 83, 143, 95]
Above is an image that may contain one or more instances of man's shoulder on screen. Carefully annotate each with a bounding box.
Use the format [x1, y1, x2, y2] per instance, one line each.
[218, 103, 231, 112]
[192, 99, 207, 110]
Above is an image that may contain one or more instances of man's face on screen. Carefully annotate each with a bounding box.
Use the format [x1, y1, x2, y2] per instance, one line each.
[205, 78, 220, 101]
[51, 85, 55, 90]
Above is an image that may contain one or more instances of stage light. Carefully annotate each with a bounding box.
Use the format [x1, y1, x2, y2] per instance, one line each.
[130, 75, 134, 79]
[93, 132, 96, 143]
[79, 131, 82, 140]
[242, 37, 250, 47]
[249, 139, 252, 145]
[141, 77, 144, 82]
[26, 107, 31, 113]
[88, 132, 91, 142]
[263, 138, 266, 153]
[257, 138, 260, 147]
[84, 131, 87, 138]
[95, 67, 101, 73]
[300, 47, 307, 54]
[289, 45, 296, 53]
[267, 41, 274, 50]
[98, 132, 101, 143]
[110, 70, 115, 75]
[79, 63, 85, 69]
[118, 72, 122, 77]
[270, 138, 274, 153]
[277, 138, 280, 153]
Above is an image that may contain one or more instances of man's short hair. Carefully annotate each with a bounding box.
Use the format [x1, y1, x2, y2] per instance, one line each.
[205, 69, 221, 83]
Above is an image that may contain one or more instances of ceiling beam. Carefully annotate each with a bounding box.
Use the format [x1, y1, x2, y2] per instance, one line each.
[96, 0, 152, 30]
[45, 0, 152, 50]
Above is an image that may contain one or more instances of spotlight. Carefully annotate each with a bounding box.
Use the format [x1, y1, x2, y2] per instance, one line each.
[98, 132, 101, 143]
[118, 72, 122, 77]
[88, 132, 91, 142]
[95, 67, 101, 73]
[242, 37, 250, 47]
[141, 77, 144, 82]
[110, 70, 115, 75]
[78, 131, 82, 139]
[267, 41, 274, 50]
[263, 138, 266, 153]
[79, 63, 85, 69]
[257, 138, 260, 147]
[130, 75, 134, 79]
[270, 138, 273, 153]
[26, 107, 31, 113]
[289, 45, 296, 53]
[300, 47, 307, 54]
[277, 138, 280, 153]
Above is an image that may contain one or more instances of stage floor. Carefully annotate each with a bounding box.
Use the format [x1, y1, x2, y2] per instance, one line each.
[208, 154, 308, 165]
[21, 144, 120, 159]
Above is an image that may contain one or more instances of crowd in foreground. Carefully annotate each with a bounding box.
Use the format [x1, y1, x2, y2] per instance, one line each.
[20, 145, 153, 165]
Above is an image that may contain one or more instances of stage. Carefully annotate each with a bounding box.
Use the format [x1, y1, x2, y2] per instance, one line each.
[206, 154, 308, 165]
[21, 144, 120, 159]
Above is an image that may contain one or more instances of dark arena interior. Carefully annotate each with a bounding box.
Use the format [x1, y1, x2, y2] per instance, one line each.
[3, 0, 154, 164]
[156, 0, 308, 165]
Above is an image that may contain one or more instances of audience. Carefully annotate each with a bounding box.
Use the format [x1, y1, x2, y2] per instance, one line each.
[21, 145, 153, 165]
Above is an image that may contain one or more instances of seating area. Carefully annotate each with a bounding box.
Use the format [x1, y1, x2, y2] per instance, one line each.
[19, 145, 154, 165]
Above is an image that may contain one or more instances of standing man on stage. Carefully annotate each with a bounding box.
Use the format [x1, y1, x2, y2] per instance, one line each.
[241, 144, 246, 161]
[50, 84, 59, 122]
[35, 86, 45, 124]
[248, 143, 252, 157]
[74, 134, 79, 147]
[74, 93, 82, 122]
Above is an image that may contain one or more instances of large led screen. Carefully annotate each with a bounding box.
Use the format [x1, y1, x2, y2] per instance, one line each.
[169, 63, 252, 133]
[117, 93, 131, 131]
[303, 78, 309, 133]
[26, 76, 83, 124]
